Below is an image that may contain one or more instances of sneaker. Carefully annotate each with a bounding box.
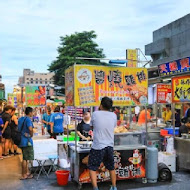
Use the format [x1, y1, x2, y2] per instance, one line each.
[110, 186, 117, 190]
[93, 187, 99, 190]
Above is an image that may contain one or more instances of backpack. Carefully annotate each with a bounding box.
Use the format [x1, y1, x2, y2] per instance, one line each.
[12, 117, 27, 146]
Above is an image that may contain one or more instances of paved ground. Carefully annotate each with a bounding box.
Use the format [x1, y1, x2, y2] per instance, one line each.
[0, 155, 190, 190]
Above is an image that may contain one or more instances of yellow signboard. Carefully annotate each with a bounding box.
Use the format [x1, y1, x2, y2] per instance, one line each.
[126, 49, 138, 67]
[65, 65, 148, 107]
[172, 75, 190, 103]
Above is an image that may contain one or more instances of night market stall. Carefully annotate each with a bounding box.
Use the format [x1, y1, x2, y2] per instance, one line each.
[65, 64, 150, 189]
[172, 75, 190, 170]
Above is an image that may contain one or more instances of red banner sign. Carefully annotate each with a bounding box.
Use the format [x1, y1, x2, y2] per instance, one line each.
[156, 84, 172, 104]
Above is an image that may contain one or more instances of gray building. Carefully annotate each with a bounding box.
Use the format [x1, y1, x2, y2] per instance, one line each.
[145, 14, 190, 66]
[18, 69, 54, 86]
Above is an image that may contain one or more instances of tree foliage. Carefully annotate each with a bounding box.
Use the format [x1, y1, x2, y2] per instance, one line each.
[48, 31, 106, 86]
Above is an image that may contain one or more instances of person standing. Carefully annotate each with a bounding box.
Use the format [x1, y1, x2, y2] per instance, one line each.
[138, 106, 152, 126]
[18, 107, 34, 180]
[50, 106, 64, 139]
[42, 107, 52, 137]
[185, 103, 190, 119]
[10, 107, 20, 155]
[88, 97, 117, 190]
[77, 111, 92, 141]
[1, 105, 13, 157]
[162, 105, 172, 123]
[0, 116, 4, 159]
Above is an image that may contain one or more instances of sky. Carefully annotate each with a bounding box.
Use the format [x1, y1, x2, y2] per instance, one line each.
[0, 0, 190, 94]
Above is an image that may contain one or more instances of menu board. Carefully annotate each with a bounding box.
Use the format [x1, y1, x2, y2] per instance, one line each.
[156, 84, 172, 104]
[65, 65, 148, 106]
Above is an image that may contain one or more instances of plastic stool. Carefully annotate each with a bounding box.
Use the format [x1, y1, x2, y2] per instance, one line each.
[34, 156, 49, 180]
[48, 155, 59, 175]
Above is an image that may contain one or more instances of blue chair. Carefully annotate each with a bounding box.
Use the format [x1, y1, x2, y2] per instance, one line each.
[47, 155, 59, 175]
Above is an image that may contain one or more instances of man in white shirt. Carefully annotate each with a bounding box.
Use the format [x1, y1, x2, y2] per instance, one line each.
[88, 97, 117, 190]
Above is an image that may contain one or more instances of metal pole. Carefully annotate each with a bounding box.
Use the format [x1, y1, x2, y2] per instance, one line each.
[66, 107, 69, 151]
[171, 103, 175, 138]
[155, 103, 158, 128]
[75, 106, 77, 152]
[145, 106, 148, 146]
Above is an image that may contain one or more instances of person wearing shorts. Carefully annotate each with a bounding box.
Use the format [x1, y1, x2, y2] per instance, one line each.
[0, 116, 4, 159]
[88, 97, 117, 190]
[1, 105, 13, 156]
[18, 107, 34, 180]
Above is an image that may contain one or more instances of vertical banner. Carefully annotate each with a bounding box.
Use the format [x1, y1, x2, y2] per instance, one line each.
[172, 75, 190, 103]
[72, 65, 148, 107]
[25, 86, 46, 107]
[156, 84, 172, 104]
[126, 49, 138, 68]
[13, 86, 25, 108]
[7, 93, 17, 107]
[65, 66, 74, 106]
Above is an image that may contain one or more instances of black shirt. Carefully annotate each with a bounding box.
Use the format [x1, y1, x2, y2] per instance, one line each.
[77, 120, 91, 140]
[2, 112, 11, 131]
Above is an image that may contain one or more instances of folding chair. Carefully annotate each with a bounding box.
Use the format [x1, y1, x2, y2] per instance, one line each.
[47, 155, 59, 175]
[34, 156, 49, 180]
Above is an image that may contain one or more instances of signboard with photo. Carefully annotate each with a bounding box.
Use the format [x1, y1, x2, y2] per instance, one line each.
[156, 84, 172, 104]
[65, 65, 148, 107]
[78, 149, 146, 183]
[25, 86, 46, 107]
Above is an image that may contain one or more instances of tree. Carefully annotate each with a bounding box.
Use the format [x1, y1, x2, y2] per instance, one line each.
[48, 30, 106, 87]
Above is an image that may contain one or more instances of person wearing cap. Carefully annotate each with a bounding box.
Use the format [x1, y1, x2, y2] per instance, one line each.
[138, 106, 153, 126]
[77, 111, 92, 141]
[179, 117, 190, 137]
[162, 105, 172, 123]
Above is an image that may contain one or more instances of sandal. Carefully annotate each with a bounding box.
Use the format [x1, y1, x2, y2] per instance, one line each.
[20, 176, 28, 180]
[27, 174, 34, 179]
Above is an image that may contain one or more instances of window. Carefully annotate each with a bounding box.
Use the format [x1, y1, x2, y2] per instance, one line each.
[26, 78, 29, 80]
[45, 81, 47, 84]
[27, 82, 29, 84]
[30, 78, 33, 81]
[31, 81, 33, 84]
[36, 81, 38, 84]
[40, 81, 42, 84]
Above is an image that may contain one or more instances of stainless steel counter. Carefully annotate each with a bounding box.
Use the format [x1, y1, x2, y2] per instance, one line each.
[175, 137, 190, 170]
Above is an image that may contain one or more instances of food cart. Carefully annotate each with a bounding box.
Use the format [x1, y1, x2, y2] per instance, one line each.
[65, 65, 148, 189]
[172, 75, 190, 170]
[147, 83, 172, 150]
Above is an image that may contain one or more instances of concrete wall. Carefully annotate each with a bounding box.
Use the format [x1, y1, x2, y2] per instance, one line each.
[145, 14, 190, 66]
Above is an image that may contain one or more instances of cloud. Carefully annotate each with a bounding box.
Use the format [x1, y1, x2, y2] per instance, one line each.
[0, 0, 190, 94]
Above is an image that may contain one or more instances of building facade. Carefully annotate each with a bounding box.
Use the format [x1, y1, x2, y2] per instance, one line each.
[18, 69, 54, 86]
[145, 14, 190, 67]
